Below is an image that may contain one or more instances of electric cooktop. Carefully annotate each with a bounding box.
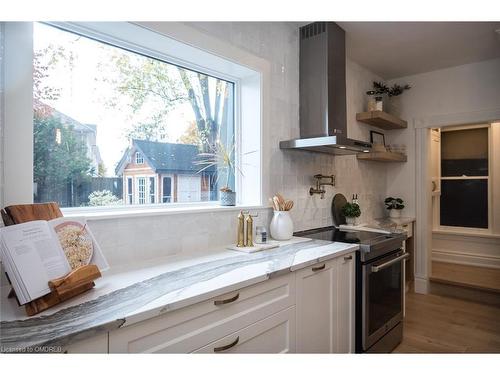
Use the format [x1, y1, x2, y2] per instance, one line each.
[294, 226, 406, 261]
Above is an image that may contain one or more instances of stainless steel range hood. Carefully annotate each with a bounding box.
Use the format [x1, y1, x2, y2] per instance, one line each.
[280, 22, 371, 155]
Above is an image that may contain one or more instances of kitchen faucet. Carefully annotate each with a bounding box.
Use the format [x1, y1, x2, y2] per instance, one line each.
[309, 174, 335, 199]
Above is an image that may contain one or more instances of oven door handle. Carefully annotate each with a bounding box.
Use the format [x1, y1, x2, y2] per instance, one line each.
[371, 252, 409, 273]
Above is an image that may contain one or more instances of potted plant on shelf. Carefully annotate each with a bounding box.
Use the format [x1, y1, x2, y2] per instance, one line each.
[195, 139, 241, 206]
[341, 202, 361, 225]
[372, 81, 411, 116]
[385, 197, 405, 218]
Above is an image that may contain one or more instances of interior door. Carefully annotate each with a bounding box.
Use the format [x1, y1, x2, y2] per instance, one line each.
[431, 128, 441, 196]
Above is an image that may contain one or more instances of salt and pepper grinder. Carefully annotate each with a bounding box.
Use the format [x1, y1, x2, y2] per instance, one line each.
[237, 211, 258, 248]
[245, 214, 254, 247]
[237, 210, 246, 247]
[352, 194, 359, 204]
[245, 213, 258, 247]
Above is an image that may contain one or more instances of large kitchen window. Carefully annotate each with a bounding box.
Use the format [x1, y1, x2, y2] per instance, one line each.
[32, 22, 236, 209]
[439, 125, 490, 229]
[3, 22, 262, 212]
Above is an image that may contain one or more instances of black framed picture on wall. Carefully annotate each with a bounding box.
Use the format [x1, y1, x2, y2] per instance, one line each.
[370, 131, 386, 145]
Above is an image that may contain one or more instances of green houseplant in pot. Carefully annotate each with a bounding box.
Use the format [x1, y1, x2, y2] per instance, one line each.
[373, 81, 411, 117]
[385, 197, 405, 218]
[342, 202, 361, 225]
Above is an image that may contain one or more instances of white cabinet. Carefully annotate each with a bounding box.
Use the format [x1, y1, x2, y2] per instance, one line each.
[87, 252, 357, 354]
[193, 307, 295, 353]
[336, 253, 355, 353]
[295, 259, 337, 353]
[109, 273, 295, 353]
[63, 333, 108, 353]
[295, 251, 356, 353]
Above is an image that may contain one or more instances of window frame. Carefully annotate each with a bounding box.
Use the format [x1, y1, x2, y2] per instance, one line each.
[135, 152, 144, 165]
[126, 176, 133, 205]
[2, 21, 266, 215]
[149, 176, 156, 204]
[436, 123, 493, 234]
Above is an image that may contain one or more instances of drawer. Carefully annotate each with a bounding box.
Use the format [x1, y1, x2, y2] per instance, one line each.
[109, 273, 295, 353]
[193, 307, 296, 353]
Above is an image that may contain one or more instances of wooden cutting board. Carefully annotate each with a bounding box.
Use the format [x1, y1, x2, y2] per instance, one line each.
[1, 202, 63, 225]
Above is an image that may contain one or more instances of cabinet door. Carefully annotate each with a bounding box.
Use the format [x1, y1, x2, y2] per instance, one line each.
[63, 333, 108, 353]
[193, 307, 296, 353]
[295, 259, 337, 353]
[335, 252, 355, 353]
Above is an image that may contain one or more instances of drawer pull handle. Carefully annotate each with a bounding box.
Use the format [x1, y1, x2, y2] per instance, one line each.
[213, 336, 240, 352]
[312, 263, 326, 271]
[344, 255, 353, 261]
[214, 292, 240, 306]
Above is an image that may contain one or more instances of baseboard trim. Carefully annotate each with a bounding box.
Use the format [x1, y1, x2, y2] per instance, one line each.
[432, 249, 500, 269]
[414, 277, 429, 294]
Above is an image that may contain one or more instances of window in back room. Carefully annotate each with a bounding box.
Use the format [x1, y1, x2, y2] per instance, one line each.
[439, 126, 489, 229]
[32, 22, 235, 208]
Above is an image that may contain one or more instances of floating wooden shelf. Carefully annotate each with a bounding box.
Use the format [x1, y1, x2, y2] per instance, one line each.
[356, 110, 407, 130]
[357, 152, 407, 162]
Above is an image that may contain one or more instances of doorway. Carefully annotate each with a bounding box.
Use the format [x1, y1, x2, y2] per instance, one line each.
[424, 122, 500, 297]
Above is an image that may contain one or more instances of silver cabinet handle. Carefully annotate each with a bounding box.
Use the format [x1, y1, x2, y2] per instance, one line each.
[213, 336, 239, 352]
[344, 255, 353, 261]
[312, 263, 326, 271]
[371, 253, 409, 273]
[214, 292, 239, 306]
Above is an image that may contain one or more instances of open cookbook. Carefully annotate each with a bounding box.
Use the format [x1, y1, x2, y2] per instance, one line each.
[0, 218, 109, 305]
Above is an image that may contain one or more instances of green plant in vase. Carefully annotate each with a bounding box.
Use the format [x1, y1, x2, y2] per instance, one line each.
[384, 197, 405, 218]
[195, 138, 241, 206]
[342, 202, 361, 225]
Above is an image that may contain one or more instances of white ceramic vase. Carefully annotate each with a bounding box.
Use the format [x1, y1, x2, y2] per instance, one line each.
[389, 209, 402, 218]
[345, 216, 357, 225]
[270, 211, 293, 240]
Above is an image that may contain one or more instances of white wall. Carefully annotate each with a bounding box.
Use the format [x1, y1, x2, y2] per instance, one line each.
[386, 58, 500, 218]
[0, 23, 4, 209]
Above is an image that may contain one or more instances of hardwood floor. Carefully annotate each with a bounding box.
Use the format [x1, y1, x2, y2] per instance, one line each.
[431, 261, 500, 293]
[393, 290, 500, 353]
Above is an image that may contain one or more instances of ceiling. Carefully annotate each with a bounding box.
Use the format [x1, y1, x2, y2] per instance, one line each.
[336, 22, 500, 79]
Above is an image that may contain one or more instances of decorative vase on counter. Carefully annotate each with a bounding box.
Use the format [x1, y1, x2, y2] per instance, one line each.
[345, 216, 357, 225]
[220, 190, 236, 206]
[270, 210, 293, 240]
[389, 209, 402, 219]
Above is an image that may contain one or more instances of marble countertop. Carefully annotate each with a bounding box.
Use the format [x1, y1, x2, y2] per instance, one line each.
[339, 216, 415, 234]
[0, 237, 358, 351]
[372, 216, 416, 227]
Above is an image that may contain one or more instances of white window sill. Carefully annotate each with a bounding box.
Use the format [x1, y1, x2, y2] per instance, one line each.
[432, 228, 500, 240]
[62, 203, 269, 221]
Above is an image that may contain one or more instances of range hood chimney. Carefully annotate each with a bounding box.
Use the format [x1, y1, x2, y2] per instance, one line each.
[280, 22, 371, 155]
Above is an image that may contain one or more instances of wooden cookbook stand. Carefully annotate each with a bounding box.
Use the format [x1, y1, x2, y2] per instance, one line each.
[1, 202, 101, 316]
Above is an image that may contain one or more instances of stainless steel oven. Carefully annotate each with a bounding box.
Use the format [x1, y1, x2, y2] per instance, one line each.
[361, 249, 409, 352]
